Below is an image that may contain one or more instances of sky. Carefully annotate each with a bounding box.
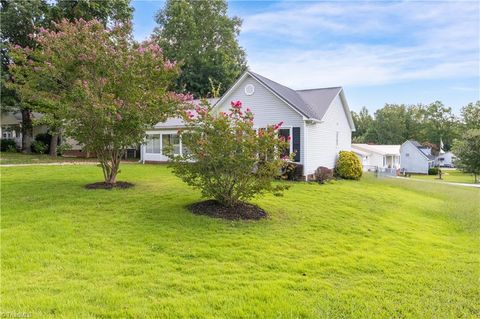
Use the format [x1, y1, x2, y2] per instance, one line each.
[132, 0, 480, 114]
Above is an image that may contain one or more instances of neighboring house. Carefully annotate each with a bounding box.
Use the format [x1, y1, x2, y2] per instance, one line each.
[400, 140, 436, 174]
[141, 70, 355, 178]
[435, 151, 456, 167]
[352, 144, 400, 171]
[0, 111, 48, 148]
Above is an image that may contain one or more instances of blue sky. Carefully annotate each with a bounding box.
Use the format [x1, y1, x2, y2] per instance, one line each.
[132, 0, 480, 114]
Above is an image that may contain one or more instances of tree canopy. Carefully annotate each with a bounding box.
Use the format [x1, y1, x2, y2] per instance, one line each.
[8, 19, 188, 185]
[154, 0, 247, 98]
[351, 101, 469, 151]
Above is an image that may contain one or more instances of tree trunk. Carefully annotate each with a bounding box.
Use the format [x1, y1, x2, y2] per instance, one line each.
[99, 150, 123, 185]
[21, 109, 33, 154]
[49, 132, 59, 157]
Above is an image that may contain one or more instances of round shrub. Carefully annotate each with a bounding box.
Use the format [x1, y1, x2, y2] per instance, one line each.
[315, 166, 333, 184]
[33, 133, 52, 153]
[428, 167, 439, 175]
[335, 151, 363, 180]
[31, 140, 48, 154]
[1, 139, 17, 152]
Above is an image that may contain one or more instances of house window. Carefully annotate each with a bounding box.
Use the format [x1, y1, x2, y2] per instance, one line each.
[278, 128, 292, 156]
[146, 134, 161, 153]
[383, 156, 386, 167]
[336, 131, 339, 147]
[162, 133, 181, 155]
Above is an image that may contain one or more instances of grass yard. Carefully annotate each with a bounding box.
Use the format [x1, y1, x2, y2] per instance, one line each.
[0, 152, 97, 165]
[411, 169, 478, 184]
[1, 164, 479, 318]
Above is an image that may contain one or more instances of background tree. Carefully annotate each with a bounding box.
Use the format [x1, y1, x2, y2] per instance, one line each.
[170, 100, 289, 208]
[9, 19, 188, 186]
[154, 0, 247, 98]
[460, 101, 480, 130]
[452, 129, 480, 183]
[366, 104, 410, 144]
[1, 0, 134, 155]
[351, 106, 373, 142]
[49, 0, 132, 26]
[1, 0, 49, 153]
[420, 101, 458, 151]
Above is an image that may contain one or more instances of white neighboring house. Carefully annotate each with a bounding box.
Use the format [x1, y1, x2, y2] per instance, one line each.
[351, 144, 400, 171]
[435, 151, 456, 167]
[0, 111, 48, 148]
[141, 70, 355, 178]
[400, 140, 436, 174]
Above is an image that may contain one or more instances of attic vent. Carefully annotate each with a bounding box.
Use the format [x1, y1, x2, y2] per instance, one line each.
[245, 84, 255, 96]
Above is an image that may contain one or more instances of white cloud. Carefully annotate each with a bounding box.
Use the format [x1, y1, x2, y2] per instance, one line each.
[240, 0, 480, 88]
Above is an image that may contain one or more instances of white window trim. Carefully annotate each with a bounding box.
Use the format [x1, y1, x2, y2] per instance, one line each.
[145, 132, 184, 156]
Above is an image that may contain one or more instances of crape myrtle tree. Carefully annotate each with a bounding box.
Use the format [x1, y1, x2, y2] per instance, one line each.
[169, 100, 290, 207]
[452, 129, 480, 183]
[8, 19, 191, 185]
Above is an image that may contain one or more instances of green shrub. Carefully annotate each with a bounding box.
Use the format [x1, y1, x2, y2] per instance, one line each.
[315, 166, 333, 184]
[1, 139, 17, 152]
[34, 133, 52, 153]
[31, 140, 48, 154]
[169, 100, 290, 207]
[335, 151, 363, 180]
[428, 167, 439, 175]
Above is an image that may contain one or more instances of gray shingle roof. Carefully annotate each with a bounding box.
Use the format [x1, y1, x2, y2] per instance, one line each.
[249, 71, 341, 121]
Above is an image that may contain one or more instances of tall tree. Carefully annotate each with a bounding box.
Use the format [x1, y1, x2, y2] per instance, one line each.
[366, 104, 410, 144]
[1, 0, 49, 153]
[351, 106, 373, 142]
[154, 0, 247, 98]
[421, 101, 458, 151]
[49, 0, 132, 26]
[452, 129, 480, 183]
[8, 19, 188, 185]
[460, 101, 480, 131]
[1, 0, 134, 155]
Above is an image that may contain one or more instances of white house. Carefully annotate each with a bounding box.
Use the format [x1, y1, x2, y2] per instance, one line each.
[352, 144, 400, 171]
[435, 151, 456, 167]
[400, 140, 436, 174]
[141, 70, 355, 178]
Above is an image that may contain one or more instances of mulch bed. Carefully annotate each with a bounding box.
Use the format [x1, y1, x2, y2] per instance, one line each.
[85, 181, 134, 190]
[189, 200, 267, 220]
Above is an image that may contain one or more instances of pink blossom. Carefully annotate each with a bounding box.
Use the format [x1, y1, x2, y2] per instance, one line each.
[231, 100, 242, 108]
[116, 113, 122, 121]
[163, 60, 176, 70]
[28, 59, 33, 65]
[246, 107, 251, 112]
[287, 136, 292, 141]
[137, 46, 145, 53]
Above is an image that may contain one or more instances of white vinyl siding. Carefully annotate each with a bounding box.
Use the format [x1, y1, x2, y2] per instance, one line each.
[304, 95, 352, 174]
[215, 75, 305, 164]
[400, 141, 430, 174]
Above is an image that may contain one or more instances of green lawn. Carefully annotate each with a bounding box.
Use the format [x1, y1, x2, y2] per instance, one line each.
[1, 164, 479, 318]
[0, 152, 97, 165]
[411, 169, 478, 184]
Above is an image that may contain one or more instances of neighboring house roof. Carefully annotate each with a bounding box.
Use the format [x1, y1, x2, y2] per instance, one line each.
[215, 70, 355, 130]
[1, 112, 43, 126]
[352, 148, 370, 157]
[153, 98, 219, 129]
[352, 144, 400, 156]
[402, 140, 436, 161]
